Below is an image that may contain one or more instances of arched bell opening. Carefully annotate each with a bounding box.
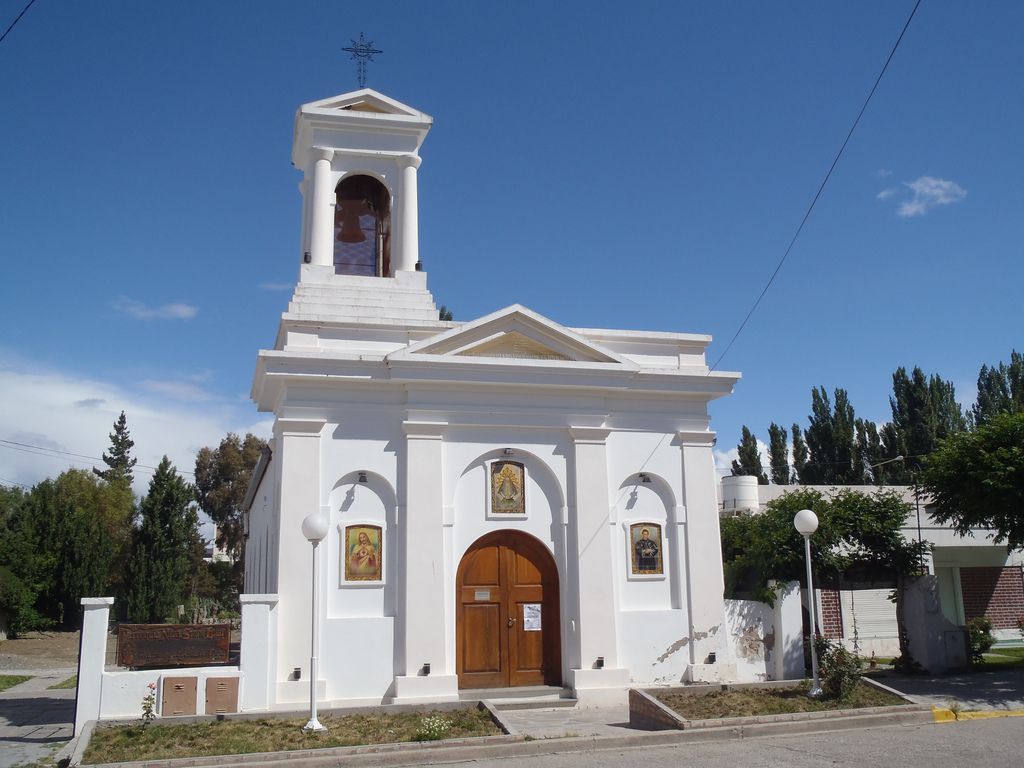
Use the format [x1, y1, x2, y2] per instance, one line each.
[333, 174, 391, 276]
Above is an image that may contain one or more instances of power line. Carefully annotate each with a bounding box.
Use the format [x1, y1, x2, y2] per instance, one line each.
[710, 0, 924, 371]
[0, 438, 196, 476]
[0, 476, 30, 489]
[0, 0, 37, 46]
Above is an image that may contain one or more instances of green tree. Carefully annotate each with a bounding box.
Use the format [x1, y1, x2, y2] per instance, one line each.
[767, 423, 790, 485]
[194, 433, 267, 560]
[438, 305, 453, 321]
[791, 423, 809, 483]
[886, 367, 966, 481]
[971, 350, 1023, 427]
[920, 412, 1024, 549]
[93, 411, 138, 487]
[731, 426, 768, 484]
[720, 487, 925, 659]
[854, 418, 884, 484]
[126, 458, 200, 623]
[802, 387, 859, 484]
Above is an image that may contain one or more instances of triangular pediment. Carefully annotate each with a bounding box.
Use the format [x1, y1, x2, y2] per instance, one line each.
[389, 305, 635, 367]
[302, 89, 429, 120]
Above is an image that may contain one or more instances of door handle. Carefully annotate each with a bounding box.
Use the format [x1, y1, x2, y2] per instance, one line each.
[507, 616, 516, 628]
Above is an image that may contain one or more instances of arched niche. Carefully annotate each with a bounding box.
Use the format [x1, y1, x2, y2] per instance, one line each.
[326, 470, 397, 617]
[615, 471, 678, 608]
[333, 173, 391, 277]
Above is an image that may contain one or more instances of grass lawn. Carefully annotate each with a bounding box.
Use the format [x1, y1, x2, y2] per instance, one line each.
[975, 647, 1024, 671]
[48, 674, 77, 689]
[656, 681, 905, 721]
[83, 706, 501, 764]
[0, 674, 32, 692]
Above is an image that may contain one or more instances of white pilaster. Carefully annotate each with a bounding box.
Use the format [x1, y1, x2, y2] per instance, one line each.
[239, 593, 279, 710]
[393, 421, 457, 701]
[308, 149, 335, 267]
[395, 155, 421, 273]
[74, 597, 113, 736]
[273, 418, 325, 703]
[568, 427, 625, 698]
[678, 430, 735, 682]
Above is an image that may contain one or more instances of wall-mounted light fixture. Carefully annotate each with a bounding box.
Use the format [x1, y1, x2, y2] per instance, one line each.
[358, 472, 368, 483]
[639, 473, 652, 484]
[422, 662, 431, 676]
[303, 251, 311, 264]
[595, 656, 605, 669]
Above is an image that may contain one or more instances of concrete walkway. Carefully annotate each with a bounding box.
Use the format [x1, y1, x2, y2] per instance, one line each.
[0, 669, 76, 768]
[868, 667, 1024, 711]
[497, 705, 633, 739]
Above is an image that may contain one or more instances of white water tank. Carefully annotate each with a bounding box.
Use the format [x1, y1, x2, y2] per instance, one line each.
[721, 475, 761, 515]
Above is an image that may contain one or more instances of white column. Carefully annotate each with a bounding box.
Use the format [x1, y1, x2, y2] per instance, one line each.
[74, 597, 113, 736]
[273, 418, 325, 703]
[395, 154, 421, 273]
[567, 428, 629, 701]
[393, 421, 457, 702]
[308, 148, 335, 267]
[678, 430, 734, 682]
[239, 594, 279, 711]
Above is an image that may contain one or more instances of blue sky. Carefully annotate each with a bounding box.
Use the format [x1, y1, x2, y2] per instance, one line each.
[1, 1, 1021, 499]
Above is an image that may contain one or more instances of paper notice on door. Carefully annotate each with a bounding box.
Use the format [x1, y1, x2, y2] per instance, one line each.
[522, 603, 542, 631]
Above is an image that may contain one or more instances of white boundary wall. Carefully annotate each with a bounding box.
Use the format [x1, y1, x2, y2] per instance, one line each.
[74, 598, 242, 736]
[723, 581, 803, 682]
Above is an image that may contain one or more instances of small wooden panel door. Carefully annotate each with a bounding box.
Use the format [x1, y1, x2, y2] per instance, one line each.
[457, 531, 560, 688]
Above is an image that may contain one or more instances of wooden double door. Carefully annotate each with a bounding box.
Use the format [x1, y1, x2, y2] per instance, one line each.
[456, 531, 561, 688]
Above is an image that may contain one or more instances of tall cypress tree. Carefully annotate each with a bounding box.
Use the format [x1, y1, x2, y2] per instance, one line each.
[767, 423, 790, 485]
[731, 426, 768, 484]
[791, 424, 809, 484]
[126, 458, 198, 623]
[971, 350, 1023, 426]
[94, 411, 138, 487]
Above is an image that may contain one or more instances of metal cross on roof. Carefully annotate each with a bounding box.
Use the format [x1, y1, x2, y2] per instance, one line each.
[342, 33, 382, 89]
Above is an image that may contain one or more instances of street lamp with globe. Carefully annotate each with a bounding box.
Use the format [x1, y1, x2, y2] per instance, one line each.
[301, 511, 330, 732]
[794, 508, 823, 697]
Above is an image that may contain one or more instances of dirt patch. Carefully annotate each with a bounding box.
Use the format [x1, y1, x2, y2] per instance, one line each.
[0, 631, 82, 670]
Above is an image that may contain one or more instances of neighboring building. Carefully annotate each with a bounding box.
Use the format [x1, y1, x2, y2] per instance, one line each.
[720, 475, 1024, 652]
[241, 88, 741, 709]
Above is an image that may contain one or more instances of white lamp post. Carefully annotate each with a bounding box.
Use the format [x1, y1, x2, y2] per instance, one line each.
[301, 511, 329, 732]
[794, 508, 823, 697]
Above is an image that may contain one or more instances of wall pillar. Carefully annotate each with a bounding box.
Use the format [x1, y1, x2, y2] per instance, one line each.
[74, 597, 113, 736]
[394, 155, 421, 273]
[393, 421, 457, 702]
[273, 418, 325, 703]
[770, 580, 804, 680]
[239, 594, 279, 711]
[678, 430, 735, 683]
[308, 148, 335, 267]
[567, 428, 629, 702]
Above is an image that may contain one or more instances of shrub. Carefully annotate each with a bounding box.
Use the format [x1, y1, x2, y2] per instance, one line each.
[814, 636, 861, 701]
[966, 617, 994, 664]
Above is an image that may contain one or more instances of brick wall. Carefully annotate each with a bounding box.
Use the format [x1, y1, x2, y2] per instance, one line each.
[960, 566, 1024, 629]
[819, 589, 843, 638]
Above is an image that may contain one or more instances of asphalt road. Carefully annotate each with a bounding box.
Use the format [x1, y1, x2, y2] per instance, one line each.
[444, 718, 1024, 768]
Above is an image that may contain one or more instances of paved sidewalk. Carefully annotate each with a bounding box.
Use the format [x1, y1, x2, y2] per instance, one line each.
[497, 705, 633, 739]
[869, 667, 1024, 711]
[0, 670, 76, 768]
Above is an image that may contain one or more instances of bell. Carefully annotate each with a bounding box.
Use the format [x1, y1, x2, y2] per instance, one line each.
[336, 199, 370, 243]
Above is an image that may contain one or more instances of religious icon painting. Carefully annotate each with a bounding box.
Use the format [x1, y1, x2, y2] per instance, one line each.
[343, 524, 383, 582]
[490, 460, 525, 515]
[629, 522, 664, 576]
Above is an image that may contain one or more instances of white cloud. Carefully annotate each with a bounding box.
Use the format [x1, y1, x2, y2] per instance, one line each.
[877, 175, 967, 218]
[113, 297, 199, 320]
[875, 168, 893, 178]
[141, 379, 215, 402]
[0, 359, 271, 498]
[258, 282, 293, 291]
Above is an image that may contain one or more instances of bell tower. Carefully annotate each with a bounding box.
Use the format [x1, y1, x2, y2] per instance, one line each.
[292, 89, 432, 280]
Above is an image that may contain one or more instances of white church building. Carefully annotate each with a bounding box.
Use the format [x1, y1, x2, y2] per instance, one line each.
[240, 88, 742, 709]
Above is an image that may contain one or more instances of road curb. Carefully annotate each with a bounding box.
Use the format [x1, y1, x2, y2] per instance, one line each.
[932, 706, 1024, 723]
